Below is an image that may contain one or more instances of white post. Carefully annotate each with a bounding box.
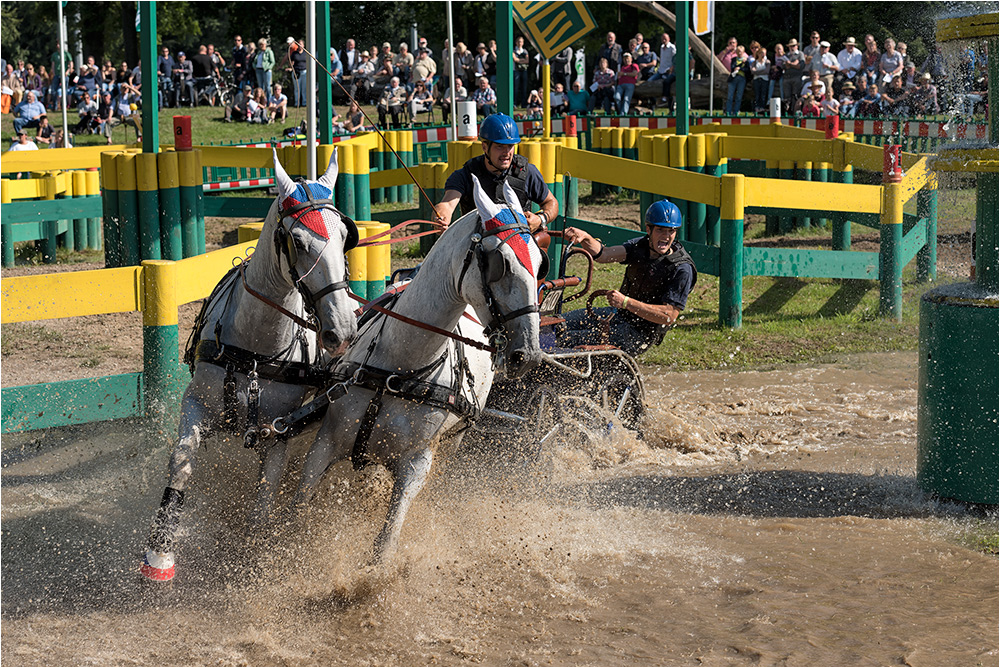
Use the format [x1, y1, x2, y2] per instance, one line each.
[709, 2, 715, 116]
[447, 1, 457, 141]
[306, 0, 317, 179]
[58, 1, 71, 146]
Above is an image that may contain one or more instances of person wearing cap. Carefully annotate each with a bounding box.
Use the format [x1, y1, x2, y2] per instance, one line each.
[837, 37, 862, 92]
[434, 113, 557, 233]
[172, 51, 194, 107]
[9, 130, 39, 151]
[816, 41, 840, 94]
[781, 38, 804, 111]
[349, 50, 376, 103]
[411, 47, 436, 90]
[558, 200, 697, 356]
[838, 81, 859, 117]
[909, 73, 938, 114]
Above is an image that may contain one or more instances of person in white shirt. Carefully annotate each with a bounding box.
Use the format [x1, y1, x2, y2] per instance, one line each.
[9, 130, 38, 151]
[817, 41, 840, 93]
[438, 76, 467, 123]
[649, 32, 677, 105]
[267, 84, 288, 122]
[800, 70, 826, 98]
[836, 37, 862, 92]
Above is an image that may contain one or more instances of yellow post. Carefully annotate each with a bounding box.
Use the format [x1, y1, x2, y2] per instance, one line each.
[142, 259, 182, 416]
[347, 225, 370, 298]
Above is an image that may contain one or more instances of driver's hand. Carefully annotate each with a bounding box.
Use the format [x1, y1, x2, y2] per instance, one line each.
[605, 290, 626, 309]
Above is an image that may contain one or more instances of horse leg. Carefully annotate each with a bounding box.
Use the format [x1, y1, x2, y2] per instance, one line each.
[141, 402, 206, 582]
[292, 405, 355, 507]
[249, 440, 289, 527]
[372, 447, 433, 564]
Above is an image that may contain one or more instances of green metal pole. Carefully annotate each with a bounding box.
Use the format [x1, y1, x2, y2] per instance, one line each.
[317, 1, 334, 145]
[497, 1, 513, 116]
[675, 0, 690, 135]
[719, 174, 744, 328]
[879, 182, 904, 320]
[139, 2, 159, 154]
[101, 152, 122, 267]
[158, 151, 183, 261]
[975, 170, 999, 293]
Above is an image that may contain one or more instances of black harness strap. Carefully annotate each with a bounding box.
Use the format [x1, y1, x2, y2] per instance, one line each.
[193, 339, 330, 388]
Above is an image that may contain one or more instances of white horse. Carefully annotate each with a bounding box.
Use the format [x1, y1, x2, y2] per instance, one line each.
[141, 149, 359, 582]
[293, 177, 545, 563]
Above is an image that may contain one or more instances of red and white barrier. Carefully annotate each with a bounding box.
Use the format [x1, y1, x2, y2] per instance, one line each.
[203, 177, 274, 192]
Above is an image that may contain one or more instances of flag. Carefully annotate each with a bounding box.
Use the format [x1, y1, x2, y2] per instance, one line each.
[693, 0, 713, 35]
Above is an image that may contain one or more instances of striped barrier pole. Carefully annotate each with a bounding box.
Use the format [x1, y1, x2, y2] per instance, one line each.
[137, 152, 161, 261]
[177, 150, 200, 259]
[347, 225, 370, 299]
[101, 152, 122, 267]
[352, 143, 371, 223]
[142, 259, 182, 419]
[916, 172, 938, 283]
[158, 151, 183, 261]
[879, 145, 904, 320]
[72, 171, 88, 251]
[1, 180, 12, 267]
[720, 174, 745, 328]
[85, 169, 102, 251]
[704, 133, 725, 246]
[686, 133, 707, 244]
[667, 135, 689, 241]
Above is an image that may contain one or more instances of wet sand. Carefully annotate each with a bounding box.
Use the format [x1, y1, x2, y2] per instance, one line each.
[2, 351, 997, 666]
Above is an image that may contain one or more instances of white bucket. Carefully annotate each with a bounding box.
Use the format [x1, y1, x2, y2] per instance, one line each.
[769, 97, 782, 121]
[457, 101, 478, 140]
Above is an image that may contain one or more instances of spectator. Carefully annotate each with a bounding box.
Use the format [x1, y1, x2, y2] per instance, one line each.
[438, 76, 467, 123]
[650, 32, 677, 106]
[48, 128, 67, 148]
[342, 101, 366, 132]
[224, 84, 252, 122]
[12, 90, 46, 133]
[566, 80, 590, 114]
[881, 74, 909, 115]
[513, 36, 529, 107]
[717, 36, 738, 73]
[172, 52, 195, 107]
[590, 57, 616, 113]
[839, 81, 858, 117]
[407, 80, 434, 124]
[799, 69, 826, 98]
[73, 91, 99, 134]
[393, 42, 414, 83]
[615, 52, 640, 114]
[769, 43, 786, 105]
[207, 44, 225, 77]
[454, 42, 474, 87]
[231, 35, 248, 88]
[819, 89, 840, 117]
[268, 83, 288, 122]
[903, 61, 919, 89]
[190, 45, 217, 105]
[9, 130, 38, 152]
[2, 63, 24, 109]
[73, 65, 99, 104]
[878, 39, 904, 91]
[329, 46, 343, 81]
[817, 41, 840, 93]
[526, 88, 543, 115]
[550, 82, 569, 114]
[377, 76, 406, 128]
[552, 45, 573, 90]
[855, 82, 883, 117]
[411, 48, 436, 89]
[104, 85, 142, 143]
[781, 39, 804, 110]
[473, 43, 496, 87]
[278, 38, 308, 107]
[22, 63, 42, 95]
[341, 38, 359, 75]
[471, 74, 497, 117]
[246, 87, 268, 124]
[487, 39, 499, 85]
[725, 46, 749, 115]
[252, 38, 275, 94]
[861, 34, 880, 88]
[751, 46, 770, 114]
[896, 42, 908, 61]
[803, 31, 822, 74]
[920, 45, 947, 81]
[375, 51, 394, 79]
[350, 50, 375, 103]
[158, 46, 176, 107]
[836, 37, 862, 92]
[100, 60, 116, 94]
[801, 92, 821, 117]
[598, 32, 623, 72]
[635, 42, 658, 81]
[33, 114, 54, 145]
[96, 90, 114, 134]
[116, 61, 133, 92]
[910, 72, 939, 114]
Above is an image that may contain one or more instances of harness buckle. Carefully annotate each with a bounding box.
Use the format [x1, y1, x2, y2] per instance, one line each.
[326, 381, 350, 402]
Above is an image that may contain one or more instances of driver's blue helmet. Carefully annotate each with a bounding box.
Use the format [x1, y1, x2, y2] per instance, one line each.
[644, 199, 683, 228]
[479, 113, 521, 144]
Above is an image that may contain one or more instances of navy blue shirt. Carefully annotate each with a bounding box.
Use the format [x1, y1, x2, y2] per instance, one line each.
[621, 236, 695, 311]
[444, 154, 550, 215]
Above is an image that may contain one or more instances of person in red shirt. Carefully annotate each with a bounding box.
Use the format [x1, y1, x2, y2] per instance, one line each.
[615, 52, 641, 114]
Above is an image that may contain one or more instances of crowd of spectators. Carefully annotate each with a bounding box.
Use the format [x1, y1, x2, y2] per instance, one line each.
[3, 24, 988, 148]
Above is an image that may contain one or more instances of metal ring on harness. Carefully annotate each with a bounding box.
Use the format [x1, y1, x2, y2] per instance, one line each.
[385, 374, 403, 394]
[270, 417, 290, 435]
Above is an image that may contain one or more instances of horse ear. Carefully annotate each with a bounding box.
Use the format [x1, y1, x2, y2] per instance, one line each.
[471, 175, 502, 221]
[318, 148, 339, 191]
[273, 148, 297, 199]
[500, 180, 525, 220]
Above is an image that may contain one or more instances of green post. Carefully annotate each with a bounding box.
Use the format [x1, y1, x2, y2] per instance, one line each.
[719, 174, 744, 328]
[58, 189, 75, 252]
[879, 181, 904, 320]
[686, 133, 707, 244]
[352, 143, 371, 222]
[317, 1, 334, 145]
[137, 153, 161, 261]
[158, 151, 183, 260]
[195, 150, 205, 255]
[86, 169, 102, 251]
[336, 144, 356, 219]
[798, 161, 812, 229]
[101, 152, 122, 267]
[592, 128, 605, 197]
[833, 163, 853, 251]
[975, 169, 999, 294]
[777, 160, 795, 235]
[916, 176, 938, 282]
[178, 151, 199, 258]
[138, 2, 159, 155]
[764, 160, 779, 235]
[609, 128, 623, 195]
[72, 172, 87, 250]
[566, 172, 579, 219]
[372, 144, 384, 203]
[1, 181, 12, 267]
[816, 162, 830, 228]
[496, 1, 513, 116]
[704, 135, 723, 246]
[117, 153, 141, 266]
[675, 0, 690, 135]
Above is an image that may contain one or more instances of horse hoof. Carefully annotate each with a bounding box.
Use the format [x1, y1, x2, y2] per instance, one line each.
[140, 550, 176, 582]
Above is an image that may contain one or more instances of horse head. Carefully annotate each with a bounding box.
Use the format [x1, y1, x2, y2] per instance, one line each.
[465, 175, 543, 378]
[271, 148, 358, 354]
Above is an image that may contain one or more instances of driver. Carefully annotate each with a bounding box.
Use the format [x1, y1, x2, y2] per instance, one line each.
[434, 113, 557, 233]
[557, 199, 697, 356]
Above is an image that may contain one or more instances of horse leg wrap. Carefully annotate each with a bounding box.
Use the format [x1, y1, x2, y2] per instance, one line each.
[142, 487, 185, 582]
[351, 388, 384, 470]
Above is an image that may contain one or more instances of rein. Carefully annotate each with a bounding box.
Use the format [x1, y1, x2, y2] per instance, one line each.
[239, 260, 319, 332]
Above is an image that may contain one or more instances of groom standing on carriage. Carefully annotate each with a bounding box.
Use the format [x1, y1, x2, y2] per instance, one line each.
[433, 113, 557, 233]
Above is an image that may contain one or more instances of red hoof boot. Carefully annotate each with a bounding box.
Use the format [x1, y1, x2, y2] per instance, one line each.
[141, 550, 175, 582]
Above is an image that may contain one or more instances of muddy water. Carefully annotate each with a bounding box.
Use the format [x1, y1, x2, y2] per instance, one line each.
[2, 351, 996, 666]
